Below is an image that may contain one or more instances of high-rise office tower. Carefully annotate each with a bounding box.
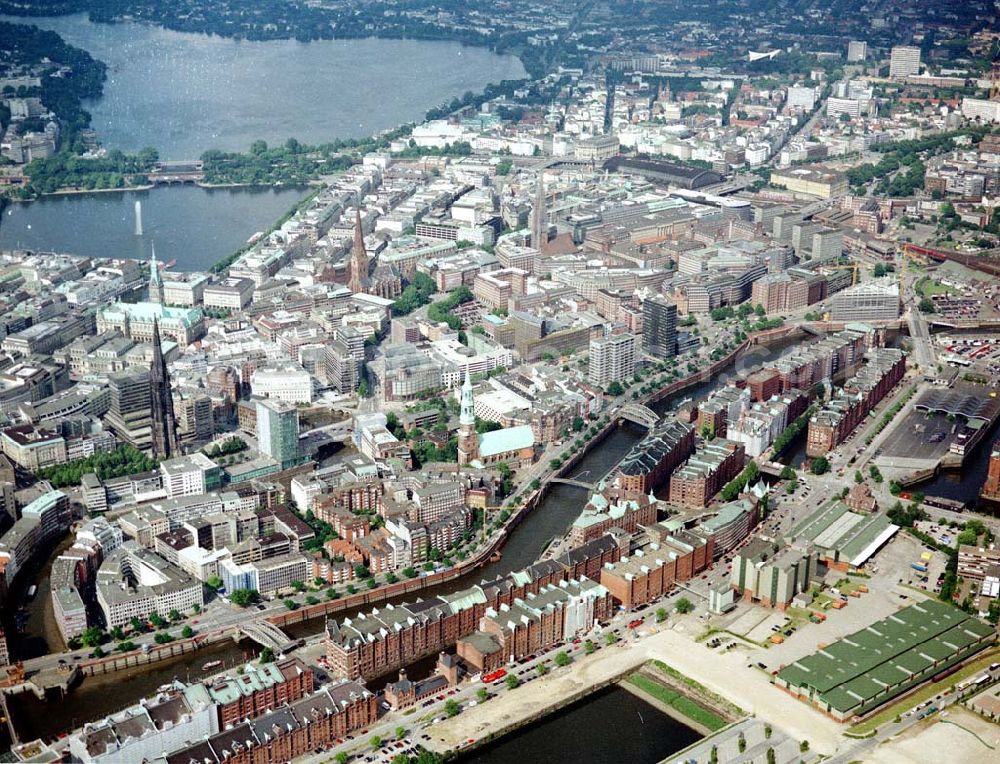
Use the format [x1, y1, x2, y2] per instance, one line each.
[106, 369, 153, 452]
[256, 397, 300, 469]
[642, 295, 678, 359]
[889, 46, 921, 78]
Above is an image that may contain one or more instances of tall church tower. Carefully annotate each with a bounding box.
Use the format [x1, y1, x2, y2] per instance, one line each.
[531, 176, 546, 253]
[148, 242, 163, 305]
[348, 210, 368, 294]
[457, 370, 478, 466]
[149, 318, 179, 459]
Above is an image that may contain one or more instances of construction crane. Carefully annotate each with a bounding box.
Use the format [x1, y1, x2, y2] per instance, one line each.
[820, 261, 859, 286]
[991, 48, 1000, 102]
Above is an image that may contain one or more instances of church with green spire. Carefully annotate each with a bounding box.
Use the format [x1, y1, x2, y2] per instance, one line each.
[456, 371, 537, 469]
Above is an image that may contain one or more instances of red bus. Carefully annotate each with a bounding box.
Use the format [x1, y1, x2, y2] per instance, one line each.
[483, 669, 508, 684]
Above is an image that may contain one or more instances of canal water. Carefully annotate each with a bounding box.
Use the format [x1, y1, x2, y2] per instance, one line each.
[8, 336, 802, 744]
[913, 417, 1000, 510]
[1, 536, 75, 662]
[6, 639, 260, 744]
[460, 685, 701, 764]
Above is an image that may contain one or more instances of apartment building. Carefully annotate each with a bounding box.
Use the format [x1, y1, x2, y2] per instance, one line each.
[588, 332, 638, 387]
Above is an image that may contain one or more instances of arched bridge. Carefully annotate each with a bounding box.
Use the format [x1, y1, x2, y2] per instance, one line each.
[618, 403, 660, 428]
[237, 620, 300, 655]
[548, 477, 597, 490]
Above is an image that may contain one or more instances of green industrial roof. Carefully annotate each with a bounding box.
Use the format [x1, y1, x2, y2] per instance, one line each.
[777, 601, 995, 713]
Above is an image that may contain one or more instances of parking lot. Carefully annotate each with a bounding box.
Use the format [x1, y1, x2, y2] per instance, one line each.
[877, 409, 957, 467]
[746, 533, 938, 674]
[666, 718, 820, 764]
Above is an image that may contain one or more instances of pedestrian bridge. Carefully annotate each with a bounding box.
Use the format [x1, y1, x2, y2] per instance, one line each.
[548, 477, 597, 490]
[237, 620, 300, 655]
[618, 403, 660, 428]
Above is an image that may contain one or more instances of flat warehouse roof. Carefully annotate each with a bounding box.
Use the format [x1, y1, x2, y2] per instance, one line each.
[777, 600, 994, 713]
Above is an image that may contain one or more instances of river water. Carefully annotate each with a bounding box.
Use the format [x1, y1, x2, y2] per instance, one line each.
[2, 15, 525, 157]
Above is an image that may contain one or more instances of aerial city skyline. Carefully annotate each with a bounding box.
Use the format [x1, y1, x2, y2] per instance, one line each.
[1, 1, 1000, 763]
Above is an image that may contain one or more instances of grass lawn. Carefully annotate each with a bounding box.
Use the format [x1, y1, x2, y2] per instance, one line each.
[627, 674, 727, 732]
[848, 646, 1000, 736]
[650, 660, 745, 717]
[916, 277, 956, 297]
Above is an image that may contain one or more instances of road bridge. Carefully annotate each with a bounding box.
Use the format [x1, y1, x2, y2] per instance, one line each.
[618, 403, 660, 428]
[548, 477, 597, 490]
[757, 460, 787, 479]
[237, 621, 300, 655]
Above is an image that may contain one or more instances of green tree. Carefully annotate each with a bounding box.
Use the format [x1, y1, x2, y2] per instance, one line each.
[371, 735, 383, 751]
[810, 456, 830, 475]
[81, 627, 105, 648]
[676, 597, 694, 614]
[395, 726, 406, 740]
[537, 663, 548, 676]
[181, 625, 195, 638]
[117, 641, 136, 652]
[918, 297, 935, 313]
[605, 632, 619, 645]
[506, 674, 520, 690]
[290, 580, 306, 593]
[335, 754, 349, 764]
[738, 732, 746, 753]
[584, 640, 596, 654]
[229, 588, 259, 607]
[554, 651, 572, 667]
[656, 608, 667, 623]
[444, 699, 461, 717]
[477, 687, 489, 702]
[283, 599, 299, 611]
[259, 647, 275, 663]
